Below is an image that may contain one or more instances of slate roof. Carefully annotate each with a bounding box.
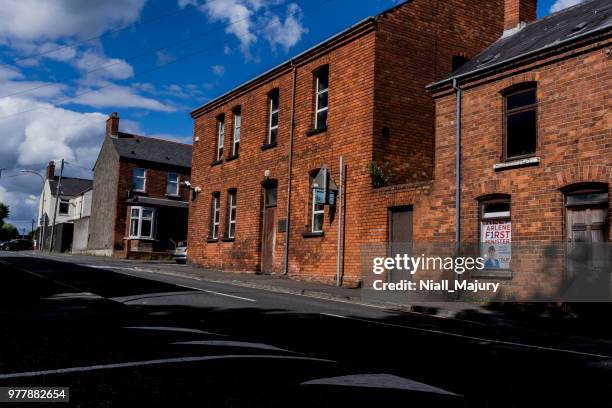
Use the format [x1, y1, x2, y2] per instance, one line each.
[431, 0, 611, 88]
[49, 177, 92, 197]
[112, 132, 192, 168]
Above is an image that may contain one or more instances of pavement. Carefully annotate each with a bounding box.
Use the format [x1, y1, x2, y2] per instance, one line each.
[1, 251, 611, 407]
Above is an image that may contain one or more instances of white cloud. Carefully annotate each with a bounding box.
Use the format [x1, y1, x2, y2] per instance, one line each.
[183, 0, 305, 57]
[75, 50, 134, 81]
[550, 0, 585, 13]
[0, 0, 147, 42]
[211, 64, 225, 76]
[262, 3, 306, 52]
[156, 50, 177, 66]
[70, 83, 176, 112]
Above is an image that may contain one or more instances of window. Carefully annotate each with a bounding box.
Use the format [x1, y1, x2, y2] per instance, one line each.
[232, 108, 241, 156]
[132, 168, 146, 192]
[216, 115, 225, 161]
[314, 66, 329, 130]
[59, 199, 70, 215]
[226, 190, 237, 239]
[166, 172, 180, 196]
[210, 193, 221, 240]
[268, 90, 279, 144]
[504, 85, 537, 160]
[129, 206, 155, 239]
[480, 198, 511, 270]
[310, 170, 325, 233]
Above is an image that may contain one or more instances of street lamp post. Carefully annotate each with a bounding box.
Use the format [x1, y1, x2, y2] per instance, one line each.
[19, 169, 46, 250]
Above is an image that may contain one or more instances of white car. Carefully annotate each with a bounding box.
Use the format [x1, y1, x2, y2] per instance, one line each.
[173, 241, 187, 264]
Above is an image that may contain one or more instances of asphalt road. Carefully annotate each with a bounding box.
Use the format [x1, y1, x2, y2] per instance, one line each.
[0, 252, 611, 407]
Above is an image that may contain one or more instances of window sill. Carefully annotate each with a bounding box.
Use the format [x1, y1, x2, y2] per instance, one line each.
[221, 236, 235, 242]
[206, 238, 219, 243]
[261, 141, 277, 151]
[226, 154, 239, 162]
[302, 231, 324, 238]
[494, 156, 540, 171]
[470, 269, 513, 280]
[165, 194, 180, 199]
[306, 126, 327, 137]
[127, 237, 156, 241]
[211, 159, 223, 167]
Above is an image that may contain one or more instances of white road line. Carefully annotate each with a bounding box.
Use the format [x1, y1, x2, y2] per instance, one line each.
[319, 313, 610, 359]
[123, 326, 225, 336]
[82, 264, 257, 302]
[0, 355, 336, 379]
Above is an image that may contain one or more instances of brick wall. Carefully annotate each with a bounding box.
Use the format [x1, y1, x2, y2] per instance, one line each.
[187, 0, 506, 285]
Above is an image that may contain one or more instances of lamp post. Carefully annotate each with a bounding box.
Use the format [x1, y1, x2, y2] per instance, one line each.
[19, 170, 46, 250]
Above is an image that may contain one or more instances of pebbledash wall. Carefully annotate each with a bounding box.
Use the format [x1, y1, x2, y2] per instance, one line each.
[187, 0, 506, 285]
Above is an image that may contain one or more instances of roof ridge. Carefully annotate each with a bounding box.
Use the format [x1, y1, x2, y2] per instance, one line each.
[116, 132, 191, 147]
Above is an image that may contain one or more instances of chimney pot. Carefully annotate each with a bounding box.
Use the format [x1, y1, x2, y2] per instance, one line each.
[46, 161, 55, 180]
[504, 0, 537, 31]
[106, 112, 120, 138]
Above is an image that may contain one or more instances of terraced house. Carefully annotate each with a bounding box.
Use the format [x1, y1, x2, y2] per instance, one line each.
[187, 0, 507, 285]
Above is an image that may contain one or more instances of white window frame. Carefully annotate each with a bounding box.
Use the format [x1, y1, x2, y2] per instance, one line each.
[216, 117, 225, 161]
[211, 195, 220, 240]
[227, 191, 237, 239]
[232, 111, 241, 156]
[129, 206, 156, 239]
[311, 188, 324, 233]
[166, 172, 180, 196]
[132, 168, 146, 192]
[314, 69, 329, 129]
[268, 93, 279, 144]
[59, 198, 70, 215]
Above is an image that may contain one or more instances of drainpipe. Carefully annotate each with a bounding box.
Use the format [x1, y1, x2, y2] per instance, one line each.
[452, 78, 462, 257]
[284, 60, 297, 275]
[336, 156, 344, 287]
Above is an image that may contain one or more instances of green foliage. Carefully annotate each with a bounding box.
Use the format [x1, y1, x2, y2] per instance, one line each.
[367, 161, 394, 187]
[0, 202, 8, 227]
[0, 223, 18, 241]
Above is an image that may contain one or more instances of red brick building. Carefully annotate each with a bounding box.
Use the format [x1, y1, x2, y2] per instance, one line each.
[88, 113, 192, 258]
[425, 0, 611, 299]
[187, 0, 506, 284]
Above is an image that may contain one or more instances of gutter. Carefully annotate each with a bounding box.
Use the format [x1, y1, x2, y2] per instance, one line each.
[428, 25, 612, 92]
[452, 79, 462, 256]
[284, 60, 297, 275]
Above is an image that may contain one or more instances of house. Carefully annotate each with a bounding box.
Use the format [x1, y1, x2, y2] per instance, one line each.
[186, 0, 507, 284]
[37, 161, 93, 252]
[87, 113, 192, 258]
[424, 0, 611, 299]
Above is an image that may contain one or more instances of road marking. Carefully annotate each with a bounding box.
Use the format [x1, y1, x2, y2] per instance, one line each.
[319, 313, 611, 359]
[172, 340, 296, 353]
[82, 264, 257, 302]
[302, 373, 459, 396]
[0, 355, 336, 379]
[123, 326, 225, 336]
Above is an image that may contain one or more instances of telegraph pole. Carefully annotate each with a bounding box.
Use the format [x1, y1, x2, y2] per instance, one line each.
[49, 159, 64, 253]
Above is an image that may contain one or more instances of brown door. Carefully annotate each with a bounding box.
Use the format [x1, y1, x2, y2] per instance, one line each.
[566, 205, 609, 299]
[389, 208, 413, 281]
[261, 185, 277, 274]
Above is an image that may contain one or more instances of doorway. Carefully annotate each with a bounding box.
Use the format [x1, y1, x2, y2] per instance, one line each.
[388, 207, 413, 281]
[261, 184, 277, 274]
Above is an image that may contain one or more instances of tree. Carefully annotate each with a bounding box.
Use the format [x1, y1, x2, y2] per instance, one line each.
[0, 202, 8, 228]
[0, 223, 18, 241]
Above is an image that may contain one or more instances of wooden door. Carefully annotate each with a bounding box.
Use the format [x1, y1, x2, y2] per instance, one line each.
[389, 208, 413, 281]
[261, 186, 277, 274]
[566, 206, 609, 298]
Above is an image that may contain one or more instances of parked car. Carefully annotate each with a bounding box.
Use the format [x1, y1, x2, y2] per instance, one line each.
[173, 241, 187, 264]
[1, 239, 34, 251]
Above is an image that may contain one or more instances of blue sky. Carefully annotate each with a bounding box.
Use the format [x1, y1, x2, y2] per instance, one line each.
[0, 0, 583, 232]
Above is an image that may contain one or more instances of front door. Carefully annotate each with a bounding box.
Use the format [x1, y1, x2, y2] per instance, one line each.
[389, 207, 413, 281]
[261, 185, 277, 274]
[565, 193, 609, 300]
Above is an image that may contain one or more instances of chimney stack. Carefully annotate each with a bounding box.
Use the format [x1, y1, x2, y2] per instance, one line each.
[46, 161, 55, 180]
[504, 0, 537, 31]
[106, 112, 120, 138]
